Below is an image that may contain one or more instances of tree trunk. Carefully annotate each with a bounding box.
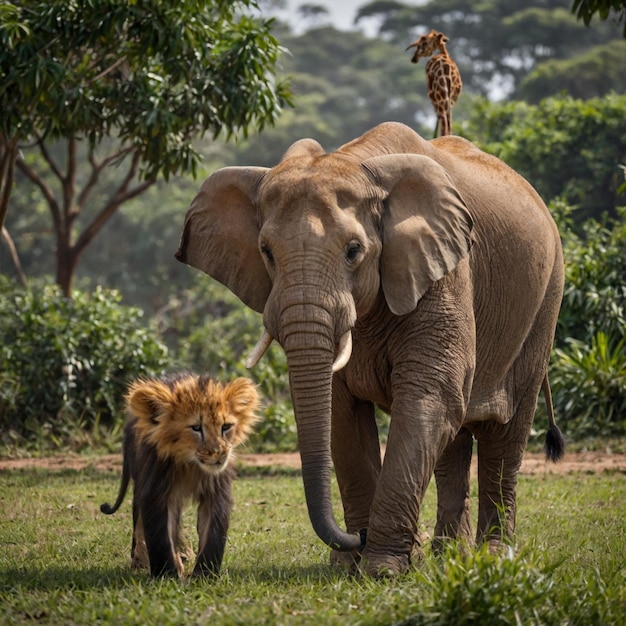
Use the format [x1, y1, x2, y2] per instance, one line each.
[56, 241, 77, 298]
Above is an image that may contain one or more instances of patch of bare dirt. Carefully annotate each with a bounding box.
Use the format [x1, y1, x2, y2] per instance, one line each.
[0, 451, 625, 474]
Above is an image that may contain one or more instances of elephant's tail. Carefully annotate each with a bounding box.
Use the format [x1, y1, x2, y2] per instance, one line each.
[541, 372, 565, 463]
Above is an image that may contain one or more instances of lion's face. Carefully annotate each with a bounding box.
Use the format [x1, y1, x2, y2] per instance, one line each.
[127, 375, 260, 473]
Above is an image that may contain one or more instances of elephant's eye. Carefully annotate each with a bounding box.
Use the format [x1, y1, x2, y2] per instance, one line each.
[261, 243, 274, 265]
[345, 241, 363, 264]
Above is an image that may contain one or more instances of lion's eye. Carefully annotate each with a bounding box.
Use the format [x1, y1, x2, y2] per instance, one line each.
[190, 424, 202, 433]
[221, 423, 234, 436]
[345, 241, 362, 264]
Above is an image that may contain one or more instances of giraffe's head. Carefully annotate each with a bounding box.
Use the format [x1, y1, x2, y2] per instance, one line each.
[405, 30, 449, 64]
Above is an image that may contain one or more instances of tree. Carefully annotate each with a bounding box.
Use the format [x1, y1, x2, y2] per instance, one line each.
[572, 0, 626, 35]
[0, 0, 291, 296]
[517, 40, 626, 101]
[297, 4, 331, 28]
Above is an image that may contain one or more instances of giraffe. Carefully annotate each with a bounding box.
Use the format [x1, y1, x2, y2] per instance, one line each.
[405, 30, 462, 137]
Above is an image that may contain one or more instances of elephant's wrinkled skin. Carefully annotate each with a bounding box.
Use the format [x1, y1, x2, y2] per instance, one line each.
[176, 122, 564, 576]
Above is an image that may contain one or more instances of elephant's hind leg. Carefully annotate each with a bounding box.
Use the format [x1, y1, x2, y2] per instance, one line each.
[472, 382, 540, 550]
[474, 424, 523, 549]
[432, 426, 474, 554]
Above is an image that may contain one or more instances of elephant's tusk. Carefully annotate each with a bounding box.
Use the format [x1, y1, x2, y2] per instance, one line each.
[245, 329, 273, 369]
[332, 330, 353, 373]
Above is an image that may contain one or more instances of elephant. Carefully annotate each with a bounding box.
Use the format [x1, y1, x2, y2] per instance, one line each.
[175, 122, 565, 577]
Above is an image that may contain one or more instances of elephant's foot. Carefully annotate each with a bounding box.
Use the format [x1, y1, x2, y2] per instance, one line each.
[485, 536, 515, 558]
[330, 548, 361, 574]
[360, 550, 411, 578]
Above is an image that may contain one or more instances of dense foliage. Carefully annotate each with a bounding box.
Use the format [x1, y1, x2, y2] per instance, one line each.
[463, 94, 626, 220]
[549, 206, 626, 438]
[0, 278, 168, 449]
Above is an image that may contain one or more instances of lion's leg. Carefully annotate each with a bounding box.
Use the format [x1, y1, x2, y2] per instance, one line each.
[131, 504, 149, 570]
[139, 480, 180, 578]
[193, 473, 233, 577]
[168, 498, 185, 576]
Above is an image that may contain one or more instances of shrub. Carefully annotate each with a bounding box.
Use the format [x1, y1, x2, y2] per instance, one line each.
[556, 204, 626, 347]
[399, 545, 562, 626]
[0, 278, 168, 448]
[550, 333, 626, 438]
[548, 205, 626, 439]
[162, 275, 297, 452]
[529, 204, 626, 442]
[463, 95, 626, 221]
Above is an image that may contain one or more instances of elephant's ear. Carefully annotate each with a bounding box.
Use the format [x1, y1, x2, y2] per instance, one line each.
[363, 154, 473, 316]
[175, 166, 270, 313]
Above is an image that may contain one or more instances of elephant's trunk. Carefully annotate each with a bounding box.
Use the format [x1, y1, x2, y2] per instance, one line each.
[278, 302, 361, 552]
[287, 352, 361, 552]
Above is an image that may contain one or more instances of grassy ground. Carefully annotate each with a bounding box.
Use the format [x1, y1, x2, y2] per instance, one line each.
[1, 464, 625, 625]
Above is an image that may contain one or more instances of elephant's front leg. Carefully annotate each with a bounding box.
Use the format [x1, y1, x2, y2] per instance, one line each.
[330, 378, 380, 570]
[362, 394, 462, 577]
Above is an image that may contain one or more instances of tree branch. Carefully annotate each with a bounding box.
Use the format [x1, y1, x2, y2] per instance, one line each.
[89, 55, 129, 84]
[16, 156, 62, 233]
[73, 151, 156, 256]
[1, 225, 27, 287]
[0, 135, 20, 231]
[76, 145, 134, 209]
[34, 133, 65, 182]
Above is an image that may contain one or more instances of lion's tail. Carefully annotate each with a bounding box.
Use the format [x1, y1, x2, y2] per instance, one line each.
[100, 440, 132, 515]
[542, 372, 565, 463]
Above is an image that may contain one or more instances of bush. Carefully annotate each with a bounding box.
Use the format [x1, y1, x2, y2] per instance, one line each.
[556, 204, 626, 347]
[399, 545, 562, 626]
[0, 278, 168, 448]
[546, 205, 626, 440]
[162, 275, 297, 452]
[550, 333, 626, 438]
[462, 95, 626, 221]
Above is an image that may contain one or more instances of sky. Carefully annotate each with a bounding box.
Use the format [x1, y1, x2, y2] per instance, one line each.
[274, 0, 425, 34]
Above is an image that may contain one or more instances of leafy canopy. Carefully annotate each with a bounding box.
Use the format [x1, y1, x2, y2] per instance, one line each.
[0, 0, 292, 181]
[572, 0, 626, 36]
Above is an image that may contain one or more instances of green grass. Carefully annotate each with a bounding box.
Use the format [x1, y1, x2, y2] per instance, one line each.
[1, 465, 625, 625]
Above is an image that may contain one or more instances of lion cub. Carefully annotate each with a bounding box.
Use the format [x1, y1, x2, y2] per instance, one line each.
[100, 373, 260, 578]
